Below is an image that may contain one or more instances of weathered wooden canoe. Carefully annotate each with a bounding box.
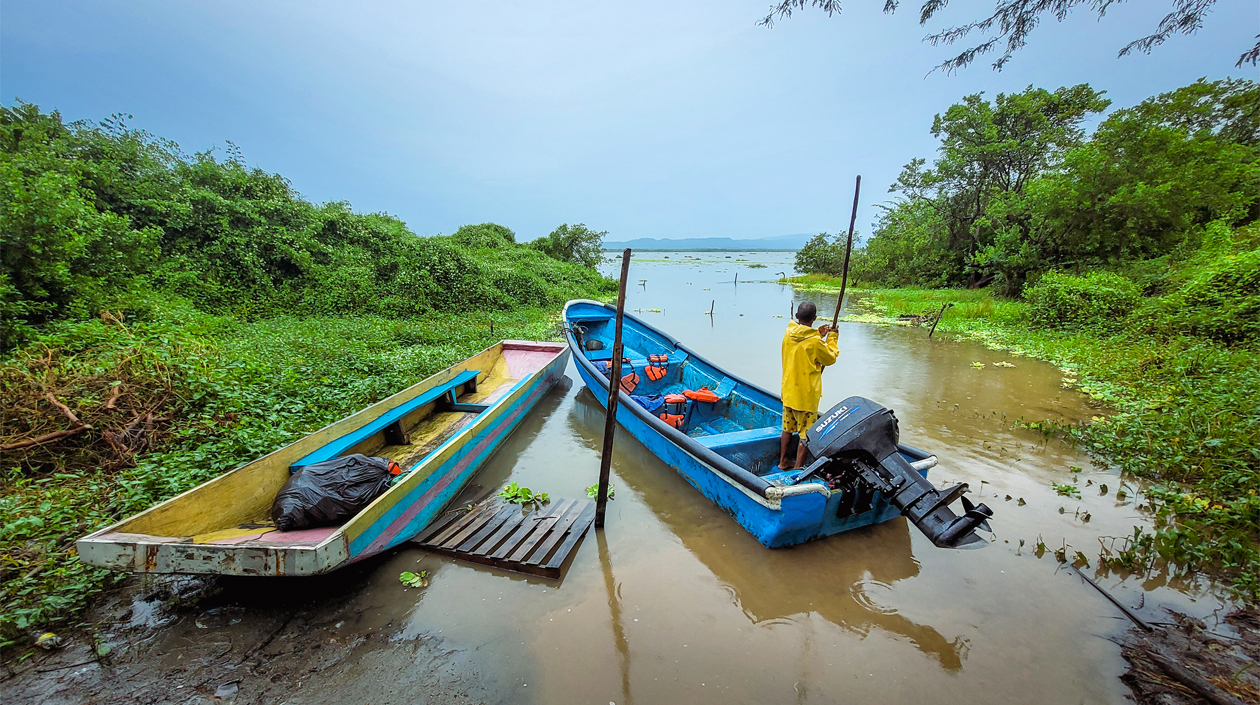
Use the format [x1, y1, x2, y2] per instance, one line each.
[563, 300, 943, 548]
[77, 340, 570, 576]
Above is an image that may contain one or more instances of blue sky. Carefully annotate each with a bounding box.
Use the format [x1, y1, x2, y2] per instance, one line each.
[2, 1, 1256, 241]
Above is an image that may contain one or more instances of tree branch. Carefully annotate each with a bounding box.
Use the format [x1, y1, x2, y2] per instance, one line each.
[1, 426, 91, 451]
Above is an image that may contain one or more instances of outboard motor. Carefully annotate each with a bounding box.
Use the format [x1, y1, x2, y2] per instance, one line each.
[799, 396, 993, 549]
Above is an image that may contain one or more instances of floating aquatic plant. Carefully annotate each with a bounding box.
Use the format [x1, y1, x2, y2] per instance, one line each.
[499, 482, 549, 507]
[400, 570, 429, 588]
[586, 483, 615, 500]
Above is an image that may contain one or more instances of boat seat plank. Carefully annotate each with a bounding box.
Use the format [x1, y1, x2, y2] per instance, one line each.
[695, 426, 782, 451]
[291, 369, 480, 471]
[713, 376, 737, 398]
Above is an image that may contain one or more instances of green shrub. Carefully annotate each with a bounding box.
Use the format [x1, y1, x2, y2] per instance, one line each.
[530, 223, 606, 269]
[451, 222, 516, 249]
[0, 103, 162, 345]
[794, 233, 848, 276]
[1024, 271, 1141, 329]
[1147, 249, 1260, 345]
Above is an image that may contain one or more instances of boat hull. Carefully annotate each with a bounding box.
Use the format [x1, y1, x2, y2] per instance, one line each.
[77, 341, 570, 576]
[564, 300, 924, 548]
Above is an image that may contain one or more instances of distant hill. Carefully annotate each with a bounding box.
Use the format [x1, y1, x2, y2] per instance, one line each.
[602, 234, 811, 251]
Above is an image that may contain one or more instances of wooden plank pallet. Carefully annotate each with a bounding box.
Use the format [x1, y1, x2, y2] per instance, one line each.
[411, 496, 596, 579]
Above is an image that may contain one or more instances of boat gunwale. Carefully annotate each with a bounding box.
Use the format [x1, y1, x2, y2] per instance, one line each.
[77, 340, 567, 566]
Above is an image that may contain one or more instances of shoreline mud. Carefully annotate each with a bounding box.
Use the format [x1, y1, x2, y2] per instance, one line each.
[1, 567, 494, 705]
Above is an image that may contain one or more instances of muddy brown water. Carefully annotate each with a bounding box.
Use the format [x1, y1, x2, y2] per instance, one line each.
[4, 252, 1239, 704]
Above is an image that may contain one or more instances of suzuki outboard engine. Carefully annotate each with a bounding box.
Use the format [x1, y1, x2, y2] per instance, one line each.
[800, 396, 993, 549]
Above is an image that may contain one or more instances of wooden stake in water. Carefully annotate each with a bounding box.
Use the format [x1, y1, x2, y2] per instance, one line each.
[831, 175, 861, 325]
[596, 248, 632, 529]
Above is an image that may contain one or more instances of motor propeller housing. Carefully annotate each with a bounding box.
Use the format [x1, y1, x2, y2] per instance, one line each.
[802, 396, 993, 549]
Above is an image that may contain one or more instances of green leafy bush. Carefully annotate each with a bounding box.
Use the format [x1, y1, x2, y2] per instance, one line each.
[1024, 271, 1141, 330]
[0, 103, 615, 348]
[530, 223, 606, 269]
[1145, 249, 1260, 345]
[794, 233, 849, 276]
[848, 79, 1258, 293]
[451, 222, 516, 249]
[0, 104, 162, 348]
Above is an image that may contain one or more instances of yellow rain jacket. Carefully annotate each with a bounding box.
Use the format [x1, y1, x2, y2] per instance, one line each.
[781, 321, 839, 413]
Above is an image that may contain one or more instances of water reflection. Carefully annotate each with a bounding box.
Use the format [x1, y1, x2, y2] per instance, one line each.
[569, 388, 965, 671]
[598, 530, 633, 705]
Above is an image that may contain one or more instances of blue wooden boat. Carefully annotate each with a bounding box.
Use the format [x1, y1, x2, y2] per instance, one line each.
[563, 299, 992, 549]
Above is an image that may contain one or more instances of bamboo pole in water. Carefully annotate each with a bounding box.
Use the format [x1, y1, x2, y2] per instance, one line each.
[596, 249, 632, 529]
[831, 175, 861, 325]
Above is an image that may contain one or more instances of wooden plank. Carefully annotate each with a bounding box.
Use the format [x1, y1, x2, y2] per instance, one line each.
[488, 512, 546, 559]
[411, 507, 467, 545]
[441, 501, 510, 549]
[421, 544, 561, 579]
[456, 504, 523, 553]
[508, 499, 576, 562]
[524, 500, 591, 565]
[428, 500, 500, 547]
[542, 502, 596, 571]
[425, 504, 489, 547]
[414, 495, 592, 580]
[471, 506, 531, 556]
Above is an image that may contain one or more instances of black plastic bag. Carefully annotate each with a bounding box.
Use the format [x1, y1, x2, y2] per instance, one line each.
[271, 454, 395, 531]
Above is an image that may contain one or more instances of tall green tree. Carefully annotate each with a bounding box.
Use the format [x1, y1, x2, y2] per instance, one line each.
[891, 84, 1109, 288]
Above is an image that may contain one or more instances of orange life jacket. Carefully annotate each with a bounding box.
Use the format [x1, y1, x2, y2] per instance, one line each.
[659, 412, 684, 429]
[683, 386, 720, 403]
[645, 365, 665, 381]
[599, 358, 639, 394]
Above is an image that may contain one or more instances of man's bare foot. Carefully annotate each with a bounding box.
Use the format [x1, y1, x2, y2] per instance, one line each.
[776, 462, 792, 471]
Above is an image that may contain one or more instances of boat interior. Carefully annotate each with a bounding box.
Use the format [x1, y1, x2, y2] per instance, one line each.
[568, 308, 797, 481]
[96, 343, 560, 549]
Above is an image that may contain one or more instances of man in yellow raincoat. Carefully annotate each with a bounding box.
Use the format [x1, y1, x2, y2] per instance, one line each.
[779, 301, 839, 470]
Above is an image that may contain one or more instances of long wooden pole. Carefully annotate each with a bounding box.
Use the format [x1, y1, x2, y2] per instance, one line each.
[831, 175, 861, 325]
[596, 248, 632, 529]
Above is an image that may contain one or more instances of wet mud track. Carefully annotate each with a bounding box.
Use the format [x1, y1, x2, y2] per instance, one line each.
[1, 567, 493, 705]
